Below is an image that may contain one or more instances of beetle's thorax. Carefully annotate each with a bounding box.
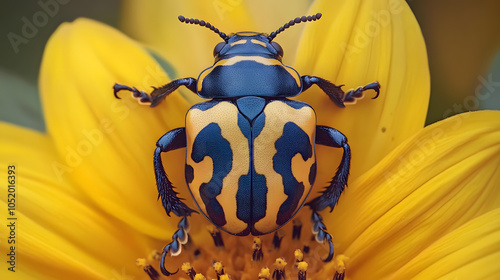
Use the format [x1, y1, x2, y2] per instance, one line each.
[197, 32, 300, 99]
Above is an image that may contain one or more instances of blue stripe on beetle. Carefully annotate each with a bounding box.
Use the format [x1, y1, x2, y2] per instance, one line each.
[114, 12, 380, 276]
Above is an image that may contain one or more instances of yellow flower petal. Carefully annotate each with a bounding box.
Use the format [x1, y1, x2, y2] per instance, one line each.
[295, 0, 430, 180]
[121, 0, 315, 75]
[121, 0, 255, 78]
[389, 208, 500, 279]
[40, 18, 190, 238]
[0, 122, 155, 279]
[321, 110, 500, 279]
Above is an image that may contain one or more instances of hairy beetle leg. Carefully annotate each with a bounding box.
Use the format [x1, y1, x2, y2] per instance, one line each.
[311, 211, 334, 262]
[306, 126, 350, 213]
[301, 76, 381, 107]
[160, 216, 191, 276]
[306, 126, 350, 262]
[113, 78, 197, 107]
[301, 75, 346, 108]
[154, 128, 198, 218]
[155, 128, 198, 277]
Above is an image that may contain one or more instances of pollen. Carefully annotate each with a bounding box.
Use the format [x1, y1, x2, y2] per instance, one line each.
[136, 258, 160, 280]
[333, 254, 349, 280]
[297, 261, 308, 280]
[136, 217, 347, 279]
[258, 267, 271, 279]
[335, 254, 349, 273]
[272, 257, 287, 280]
[182, 262, 197, 279]
[147, 250, 161, 261]
[252, 237, 264, 262]
[294, 249, 304, 263]
[297, 261, 308, 271]
[212, 261, 224, 276]
[193, 273, 206, 280]
[136, 258, 147, 268]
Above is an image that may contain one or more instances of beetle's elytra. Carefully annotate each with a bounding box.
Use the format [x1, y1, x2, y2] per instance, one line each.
[114, 12, 380, 276]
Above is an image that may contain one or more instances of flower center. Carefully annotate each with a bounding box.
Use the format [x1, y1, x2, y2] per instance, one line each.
[136, 217, 348, 279]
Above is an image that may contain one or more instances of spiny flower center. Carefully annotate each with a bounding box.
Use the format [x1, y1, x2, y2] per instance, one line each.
[136, 218, 348, 279]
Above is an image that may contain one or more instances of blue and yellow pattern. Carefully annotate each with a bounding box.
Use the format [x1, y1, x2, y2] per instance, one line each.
[185, 98, 316, 235]
[196, 32, 302, 98]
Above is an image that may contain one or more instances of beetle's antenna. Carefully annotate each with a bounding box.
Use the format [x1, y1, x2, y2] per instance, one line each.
[178, 15, 229, 42]
[268, 13, 322, 42]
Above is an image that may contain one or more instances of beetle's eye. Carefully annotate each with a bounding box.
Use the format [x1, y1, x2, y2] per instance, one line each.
[213, 42, 226, 57]
[271, 42, 284, 57]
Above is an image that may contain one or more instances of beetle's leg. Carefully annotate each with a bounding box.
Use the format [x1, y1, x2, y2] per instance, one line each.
[160, 216, 190, 276]
[155, 128, 198, 218]
[307, 126, 350, 212]
[155, 128, 198, 276]
[306, 126, 351, 262]
[301, 75, 380, 108]
[113, 77, 197, 107]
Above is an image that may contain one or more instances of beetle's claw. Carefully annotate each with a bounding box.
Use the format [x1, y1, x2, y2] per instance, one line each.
[158, 216, 192, 276]
[342, 81, 381, 103]
[112, 83, 153, 104]
[321, 233, 334, 262]
[311, 211, 335, 262]
[160, 244, 179, 276]
[113, 83, 130, 99]
[365, 81, 381, 99]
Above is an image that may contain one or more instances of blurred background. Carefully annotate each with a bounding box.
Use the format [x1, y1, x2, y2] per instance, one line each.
[0, 0, 499, 132]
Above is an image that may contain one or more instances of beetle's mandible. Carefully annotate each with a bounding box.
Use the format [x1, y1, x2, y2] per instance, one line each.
[114, 12, 380, 276]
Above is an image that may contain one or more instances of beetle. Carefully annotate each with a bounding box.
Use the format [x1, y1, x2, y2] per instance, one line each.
[114, 13, 380, 276]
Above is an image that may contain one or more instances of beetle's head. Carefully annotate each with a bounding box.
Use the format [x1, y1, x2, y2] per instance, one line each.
[178, 13, 322, 62]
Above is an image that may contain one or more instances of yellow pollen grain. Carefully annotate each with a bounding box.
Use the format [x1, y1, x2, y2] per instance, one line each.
[147, 249, 160, 261]
[213, 262, 224, 274]
[182, 262, 193, 273]
[253, 237, 262, 246]
[135, 258, 146, 268]
[258, 267, 271, 279]
[194, 273, 206, 280]
[297, 261, 308, 272]
[219, 274, 231, 280]
[294, 249, 303, 262]
[335, 254, 349, 273]
[274, 257, 287, 269]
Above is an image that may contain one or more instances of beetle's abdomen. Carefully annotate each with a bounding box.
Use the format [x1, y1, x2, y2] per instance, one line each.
[185, 98, 316, 236]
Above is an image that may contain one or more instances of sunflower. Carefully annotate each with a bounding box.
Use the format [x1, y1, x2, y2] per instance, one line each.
[1, 0, 499, 279]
